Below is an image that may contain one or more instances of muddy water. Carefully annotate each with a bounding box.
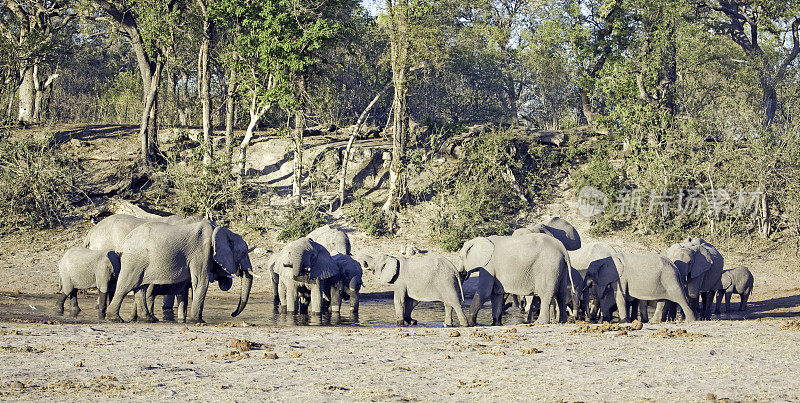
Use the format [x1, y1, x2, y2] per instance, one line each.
[0, 291, 532, 328]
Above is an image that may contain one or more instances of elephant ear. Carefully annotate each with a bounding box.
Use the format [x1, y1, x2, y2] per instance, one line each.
[212, 226, 237, 275]
[667, 244, 691, 278]
[720, 270, 733, 289]
[378, 256, 400, 284]
[309, 242, 339, 281]
[591, 256, 621, 290]
[462, 238, 493, 271]
[688, 245, 713, 279]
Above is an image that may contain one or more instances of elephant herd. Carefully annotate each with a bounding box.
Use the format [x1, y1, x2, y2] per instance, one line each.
[55, 211, 754, 327]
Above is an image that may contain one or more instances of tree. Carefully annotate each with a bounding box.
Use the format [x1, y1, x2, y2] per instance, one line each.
[197, 0, 214, 166]
[697, 0, 800, 126]
[94, 0, 182, 165]
[0, 0, 75, 123]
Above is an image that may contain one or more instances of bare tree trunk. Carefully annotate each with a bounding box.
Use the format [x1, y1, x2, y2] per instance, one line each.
[237, 77, 272, 186]
[338, 80, 393, 209]
[225, 66, 237, 164]
[139, 61, 163, 166]
[198, 0, 214, 166]
[292, 76, 306, 206]
[382, 0, 410, 213]
[17, 66, 35, 123]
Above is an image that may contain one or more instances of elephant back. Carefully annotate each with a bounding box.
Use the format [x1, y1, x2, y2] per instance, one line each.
[307, 225, 351, 256]
[529, 217, 581, 251]
[570, 242, 616, 274]
[85, 214, 149, 252]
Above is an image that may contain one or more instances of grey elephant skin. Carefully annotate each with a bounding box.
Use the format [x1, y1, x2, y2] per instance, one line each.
[56, 247, 120, 319]
[269, 237, 342, 314]
[363, 253, 468, 327]
[106, 221, 254, 323]
[569, 242, 618, 321]
[85, 213, 238, 320]
[665, 237, 724, 320]
[585, 252, 696, 322]
[306, 225, 361, 313]
[307, 225, 351, 256]
[460, 233, 573, 325]
[512, 216, 581, 251]
[715, 266, 753, 313]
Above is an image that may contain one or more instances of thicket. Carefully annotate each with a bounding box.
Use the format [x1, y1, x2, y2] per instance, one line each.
[0, 131, 80, 230]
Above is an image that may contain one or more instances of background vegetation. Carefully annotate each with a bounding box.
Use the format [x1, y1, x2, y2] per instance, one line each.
[1, 0, 799, 250]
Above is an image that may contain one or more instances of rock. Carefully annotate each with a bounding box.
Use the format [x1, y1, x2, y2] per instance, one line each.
[522, 347, 541, 354]
[9, 380, 24, 389]
[263, 353, 278, 359]
[288, 352, 303, 358]
[449, 331, 461, 337]
[705, 393, 717, 401]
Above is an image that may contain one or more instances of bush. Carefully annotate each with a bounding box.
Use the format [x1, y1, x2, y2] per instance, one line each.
[0, 131, 79, 230]
[276, 202, 326, 242]
[161, 151, 240, 222]
[347, 197, 391, 237]
[431, 129, 542, 251]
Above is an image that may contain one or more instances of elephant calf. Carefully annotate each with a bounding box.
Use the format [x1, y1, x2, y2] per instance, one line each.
[715, 266, 754, 313]
[55, 247, 120, 319]
[363, 253, 468, 327]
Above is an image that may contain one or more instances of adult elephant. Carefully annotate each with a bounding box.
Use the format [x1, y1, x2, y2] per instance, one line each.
[512, 216, 581, 251]
[459, 233, 573, 325]
[85, 213, 234, 319]
[269, 237, 341, 314]
[306, 225, 361, 313]
[584, 252, 696, 322]
[665, 237, 724, 320]
[106, 221, 254, 323]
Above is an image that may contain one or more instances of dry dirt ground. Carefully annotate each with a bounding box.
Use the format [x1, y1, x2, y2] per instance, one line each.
[1, 125, 800, 401]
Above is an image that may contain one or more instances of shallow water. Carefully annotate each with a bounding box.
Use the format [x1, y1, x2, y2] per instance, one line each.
[0, 291, 533, 328]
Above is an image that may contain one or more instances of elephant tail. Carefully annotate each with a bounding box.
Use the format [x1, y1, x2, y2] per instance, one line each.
[564, 253, 575, 294]
[457, 275, 464, 301]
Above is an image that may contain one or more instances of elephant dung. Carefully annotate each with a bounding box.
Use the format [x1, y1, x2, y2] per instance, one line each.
[263, 353, 278, 359]
[522, 347, 542, 354]
[649, 328, 707, 338]
[781, 320, 800, 330]
[449, 331, 460, 337]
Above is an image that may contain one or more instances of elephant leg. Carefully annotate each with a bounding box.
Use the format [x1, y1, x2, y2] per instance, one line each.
[188, 279, 209, 324]
[394, 290, 407, 326]
[284, 282, 298, 314]
[97, 291, 108, 320]
[614, 288, 628, 323]
[329, 283, 343, 314]
[490, 293, 504, 326]
[638, 300, 649, 323]
[309, 282, 323, 315]
[145, 284, 156, 321]
[135, 287, 157, 323]
[69, 289, 80, 318]
[177, 290, 188, 323]
[467, 273, 494, 326]
[739, 291, 749, 311]
[444, 303, 453, 327]
[453, 304, 469, 327]
[162, 293, 176, 320]
[404, 297, 417, 325]
[348, 286, 360, 314]
[725, 292, 733, 312]
[54, 292, 68, 316]
[714, 290, 723, 314]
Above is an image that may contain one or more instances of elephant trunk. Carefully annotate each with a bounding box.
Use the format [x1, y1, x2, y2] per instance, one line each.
[231, 270, 253, 317]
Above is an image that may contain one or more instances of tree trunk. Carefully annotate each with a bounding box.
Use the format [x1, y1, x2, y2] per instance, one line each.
[338, 80, 393, 210]
[225, 66, 237, 164]
[237, 114, 258, 187]
[139, 61, 163, 166]
[382, 0, 410, 213]
[17, 66, 35, 123]
[198, 3, 214, 166]
[292, 77, 306, 206]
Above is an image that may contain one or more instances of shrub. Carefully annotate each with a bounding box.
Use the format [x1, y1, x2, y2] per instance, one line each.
[161, 151, 240, 222]
[276, 202, 326, 242]
[347, 197, 391, 237]
[0, 131, 79, 230]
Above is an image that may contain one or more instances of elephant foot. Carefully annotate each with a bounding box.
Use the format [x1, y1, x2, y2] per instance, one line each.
[278, 305, 288, 314]
[404, 318, 417, 326]
[70, 310, 80, 318]
[97, 312, 106, 321]
[187, 318, 205, 325]
[491, 318, 503, 326]
[138, 314, 158, 323]
[54, 308, 64, 316]
[106, 314, 124, 323]
[396, 320, 406, 327]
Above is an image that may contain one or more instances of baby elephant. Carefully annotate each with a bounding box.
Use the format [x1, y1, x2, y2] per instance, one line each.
[715, 266, 754, 313]
[56, 247, 120, 319]
[363, 253, 468, 327]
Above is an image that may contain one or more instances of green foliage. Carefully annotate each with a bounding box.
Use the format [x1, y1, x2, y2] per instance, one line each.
[276, 202, 326, 242]
[0, 132, 79, 230]
[431, 129, 563, 251]
[347, 197, 391, 237]
[162, 149, 241, 223]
